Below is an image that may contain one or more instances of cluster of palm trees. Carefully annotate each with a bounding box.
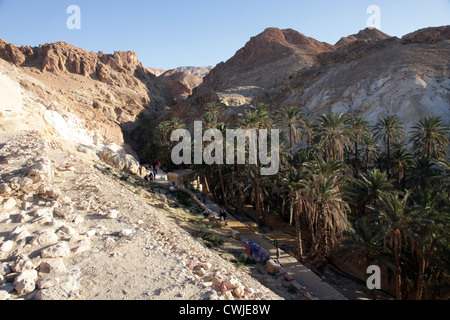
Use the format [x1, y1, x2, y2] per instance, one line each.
[138, 102, 449, 300]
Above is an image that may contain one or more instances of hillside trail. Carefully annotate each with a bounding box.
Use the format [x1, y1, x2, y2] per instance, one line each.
[200, 198, 391, 300]
[0, 130, 282, 300]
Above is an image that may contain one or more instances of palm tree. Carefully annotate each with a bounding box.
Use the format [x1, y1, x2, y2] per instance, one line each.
[391, 142, 413, 188]
[303, 157, 350, 262]
[375, 190, 412, 300]
[374, 115, 406, 178]
[202, 113, 229, 209]
[205, 101, 224, 123]
[276, 105, 304, 158]
[347, 115, 369, 176]
[301, 119, 315, 150]
[337, 217, 392, 298]
[253, 103, 273, 129]
[360, 134, 381, 171]
[410, 189, 449, 300]
[410, 115, 449, 160]
[353, 169, 393, 217]
[348, 115, 369, 160]
[315, 113, 353, 161]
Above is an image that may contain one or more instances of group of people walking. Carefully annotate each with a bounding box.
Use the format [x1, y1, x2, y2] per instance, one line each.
[144, 163, 161, 182]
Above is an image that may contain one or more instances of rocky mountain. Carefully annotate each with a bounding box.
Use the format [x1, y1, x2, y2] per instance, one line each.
[146, 67, 166, 77]
[335, 27, 391, 47]
[169, 28, 336, 122]
[175, 66, 214, 79]
[0, 39, 174, 152]
[170, 26, 450, 126]
[259, 26, 450, 124]
[158, 69, 203, 102]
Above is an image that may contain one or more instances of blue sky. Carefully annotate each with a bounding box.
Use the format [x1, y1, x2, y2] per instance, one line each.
[0, 0, 449, 69]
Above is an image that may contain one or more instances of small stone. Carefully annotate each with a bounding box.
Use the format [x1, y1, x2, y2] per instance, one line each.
[119, 229, 134, 238]
[234, 286, 245, 298]
[73, 215, 85, 225]
[18, 177, 33, 191]
[0, 240, 14, 253]
[195, 267, 206, 276]
[56, 225, 77, 239]
[0, 290, 11, 300]
[223, 290, 234, 300]
[33, 207, 54, 217]
[16, 211, 30, 223]
[106, 210, 119, 219]
[30, 229, 58, 246]
[201, 262, 212, 271]
[0, 263, 12, 276]
[40, 258, 67, 275]
[223, 278, 240, 290]
[72, 239, 91, 255]
[85, 230, 96, 237]
[1, 198, 17, 211]
[11, 254, 34, 273]
[0, 211, 10, 221]
[0, 183, 12, 195]
[14, 269, 38, 294]
[22, 194, 35, 203]
[40, 242, 71, 258]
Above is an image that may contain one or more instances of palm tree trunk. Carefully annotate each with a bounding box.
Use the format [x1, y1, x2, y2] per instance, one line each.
[387, 138, 391, 178]
[289, 198, 294, 226]
[394, 232, 402, 300]
[416, 257, 425, 300]
[289, 126, 294, 158]
[295, 195, 303, 261]
[217, 164, 228, 210]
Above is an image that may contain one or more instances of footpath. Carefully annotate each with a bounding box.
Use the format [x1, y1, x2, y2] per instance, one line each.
[203, 199, 348, 301]
[155, 181, 348, 300]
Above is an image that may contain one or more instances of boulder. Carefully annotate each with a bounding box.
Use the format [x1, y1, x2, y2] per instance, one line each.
[106, 209, 119, 219]
[30, 229, 58, 247]
[35, 266, 81, 300]
[0, 290, 11, 300]
[39, 258, 67, 275]
[0, 240, 14, 253]
[10, 254, 34, 273]
[40, 242, 71, 258]
[98, 150, 141, 176]
[1, 198, 17, 211]
[14, 269, 38, 294]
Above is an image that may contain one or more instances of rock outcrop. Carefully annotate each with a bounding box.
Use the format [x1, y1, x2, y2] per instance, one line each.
[0, 39, 174, 149]
[170, 26, 450, 127]
[158, 69, 203, 102]
[335, 27, 391, 47]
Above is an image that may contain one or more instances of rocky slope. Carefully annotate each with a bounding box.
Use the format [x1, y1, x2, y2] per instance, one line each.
[260, 26, 450, 124]
[335, 27, 391, 47]
[175, 66, 214, 79]
[0, 37, 286, 301]
[158, 69, 203, 102]
[170, 26, 449, 126]
[0, 131, 282, 300]
[0, 39, 174, 148]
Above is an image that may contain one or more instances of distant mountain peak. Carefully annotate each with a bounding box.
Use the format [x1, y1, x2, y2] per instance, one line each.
[336, 28, 391, 47]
